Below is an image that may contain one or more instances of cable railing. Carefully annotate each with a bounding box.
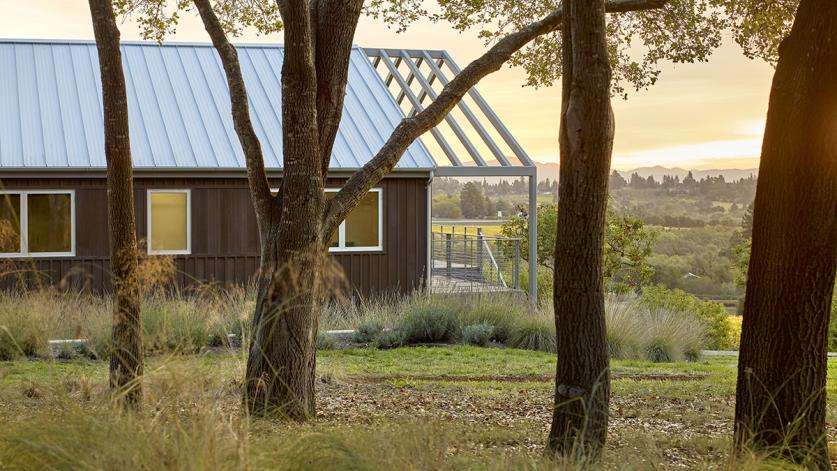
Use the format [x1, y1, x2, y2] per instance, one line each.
[430, 228, 522, 292]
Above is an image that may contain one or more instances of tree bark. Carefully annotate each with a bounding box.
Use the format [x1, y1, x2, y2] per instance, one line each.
[547, 0, 614, 460]
[193, 0, 666, 419]
[88, 0, 143, 408]
[733, 0, 837, 468]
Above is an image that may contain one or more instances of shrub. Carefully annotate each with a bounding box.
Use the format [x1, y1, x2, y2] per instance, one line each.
[508, 313, 555, 353]
[640, 285, 731, 349]
[399, 297, 460, 344]
[353, 320, 384, 344]
[457, 295, 527, 343]
[641, 306, 706, 362]
[605, 299, 645, 360]
[317, 332, 337, 350]
[373, 329, 404, 349]
[462, 323, 494, 347]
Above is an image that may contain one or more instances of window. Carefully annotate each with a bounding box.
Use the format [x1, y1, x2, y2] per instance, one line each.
[147, 190, 191, 254]
[0, 191, 75, 257]
[267, 187, 383, 252]
[326, 188, 383, 252]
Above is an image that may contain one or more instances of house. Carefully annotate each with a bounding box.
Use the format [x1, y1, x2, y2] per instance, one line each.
[0, 39, 536, 298]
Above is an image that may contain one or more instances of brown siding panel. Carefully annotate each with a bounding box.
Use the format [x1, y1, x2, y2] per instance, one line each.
[0, 175, 428, 297]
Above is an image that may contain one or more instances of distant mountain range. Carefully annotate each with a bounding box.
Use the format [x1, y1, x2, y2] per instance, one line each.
[534, 162, 759, 183]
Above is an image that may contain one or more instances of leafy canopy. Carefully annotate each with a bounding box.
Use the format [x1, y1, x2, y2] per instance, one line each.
[501, 203, 657, 295]
[117, 0, 730, 97]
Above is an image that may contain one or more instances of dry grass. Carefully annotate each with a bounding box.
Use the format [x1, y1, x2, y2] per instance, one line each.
[0, 350, 831, 470]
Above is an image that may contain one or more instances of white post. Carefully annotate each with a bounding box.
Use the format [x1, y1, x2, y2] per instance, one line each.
[528, 171, 538, 305]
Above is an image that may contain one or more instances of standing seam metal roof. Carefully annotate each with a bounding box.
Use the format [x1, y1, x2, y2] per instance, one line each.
[0, 39, 435, 171]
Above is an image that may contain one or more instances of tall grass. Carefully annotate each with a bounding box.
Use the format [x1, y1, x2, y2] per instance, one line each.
[0, 287, 253, 360]
[0, 361, 815, 471]
[606, 296, 706, 362]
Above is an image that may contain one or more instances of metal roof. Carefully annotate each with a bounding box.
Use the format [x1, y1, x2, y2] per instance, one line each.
[0, 39, 435, 171]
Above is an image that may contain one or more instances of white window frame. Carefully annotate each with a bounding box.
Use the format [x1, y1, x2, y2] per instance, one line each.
[325, 187, 384, 253]
[270, 187, 384, 252]
[0, 190, 76, 258]
[147, 189, 192, 255]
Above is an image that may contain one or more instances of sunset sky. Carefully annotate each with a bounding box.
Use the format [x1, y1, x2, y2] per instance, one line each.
[2, 1, 775, 170]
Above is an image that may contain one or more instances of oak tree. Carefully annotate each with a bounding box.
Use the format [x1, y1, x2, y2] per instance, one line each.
[723, 0, 837, 467]
[88, 0, 144, 407]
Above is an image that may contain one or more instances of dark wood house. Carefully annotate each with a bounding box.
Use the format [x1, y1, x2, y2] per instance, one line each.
[0, 40, 538, 299]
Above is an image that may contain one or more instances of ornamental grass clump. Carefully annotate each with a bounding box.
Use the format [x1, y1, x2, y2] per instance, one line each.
[458, 294, 529, 343]
[398, 295, 461, 344]
[604, 298, 646, 360]
[641, 306, 706, 362]
[353, 320, 385, 344]
[508, 311, 556, 353]
[462, 323, 494, 347]
[373, 329, 405, 349]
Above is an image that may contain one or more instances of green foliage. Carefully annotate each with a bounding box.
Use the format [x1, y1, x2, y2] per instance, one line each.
[732, 237, 751, 288]
[604, 207, 657, 294]
[711, 0, 797, 64]
[317, 332, 338, 350]
[373, 329, 405, 349]
[462, 323, 494, 347]
[353, 320, 385, 344]
[519, 268, 554, 307]
[508, 314, 556, 353]
[502, 203, 656, 294]
[640, 285, 731, 349]
[459, 182, 486, 219]
[457, 296, 528, 343]
[431, 194, 462, 219]
[432, 0, 725, 96]
[398, 299, 461, 344]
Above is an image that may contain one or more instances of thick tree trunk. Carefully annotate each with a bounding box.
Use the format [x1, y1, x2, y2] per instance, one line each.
[88, 0, 143, 407]
[733, 0, 837, 468]
[547, 0, 614, 460]
[244, 232, 325, 418]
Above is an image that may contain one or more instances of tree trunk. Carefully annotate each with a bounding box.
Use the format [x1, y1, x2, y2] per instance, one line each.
[547, 0, 614, 460]
[733, 0, 837, 468]
[244, 232, 325, 418]
[88, 0, 143, 407]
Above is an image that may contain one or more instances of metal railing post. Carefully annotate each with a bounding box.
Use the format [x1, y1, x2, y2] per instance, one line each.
[445, 233, 452, 277]
[513, 240, 520, 289]
[476, 228, 484, 275]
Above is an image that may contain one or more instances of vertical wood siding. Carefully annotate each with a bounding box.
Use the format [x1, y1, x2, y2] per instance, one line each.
[0, 176, 428, 297]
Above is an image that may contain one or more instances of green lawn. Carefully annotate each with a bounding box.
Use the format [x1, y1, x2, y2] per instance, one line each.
[1, 347, 835, 469]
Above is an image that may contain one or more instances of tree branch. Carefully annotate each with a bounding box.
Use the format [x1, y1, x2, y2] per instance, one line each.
[193, 0, 274, 238]
[323, 0, 668, 234]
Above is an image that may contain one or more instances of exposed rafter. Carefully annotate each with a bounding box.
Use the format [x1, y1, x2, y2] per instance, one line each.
[364, 48, 536, 177]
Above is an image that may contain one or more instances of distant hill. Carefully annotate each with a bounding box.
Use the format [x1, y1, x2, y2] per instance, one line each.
[534, 161, 758, 183]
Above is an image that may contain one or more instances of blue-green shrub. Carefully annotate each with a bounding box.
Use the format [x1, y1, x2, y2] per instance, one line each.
[462, 323, 494, 347]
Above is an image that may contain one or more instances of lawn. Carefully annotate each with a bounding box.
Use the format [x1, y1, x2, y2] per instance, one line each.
[1, 347, 835, 469]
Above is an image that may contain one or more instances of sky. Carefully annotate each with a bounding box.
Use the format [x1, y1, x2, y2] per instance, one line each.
[0, 1, 775, 170]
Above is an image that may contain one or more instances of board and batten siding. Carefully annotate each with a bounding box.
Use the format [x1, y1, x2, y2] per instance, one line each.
[0, 176, 429, 297]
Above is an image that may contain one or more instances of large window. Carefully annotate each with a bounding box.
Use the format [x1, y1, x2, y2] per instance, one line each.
[326, 188, 383, 252]
[147, 190, 191, 255]
[0, 191, 75, 257]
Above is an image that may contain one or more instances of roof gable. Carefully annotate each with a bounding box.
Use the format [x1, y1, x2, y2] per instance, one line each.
[0, 40, 434, 171]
